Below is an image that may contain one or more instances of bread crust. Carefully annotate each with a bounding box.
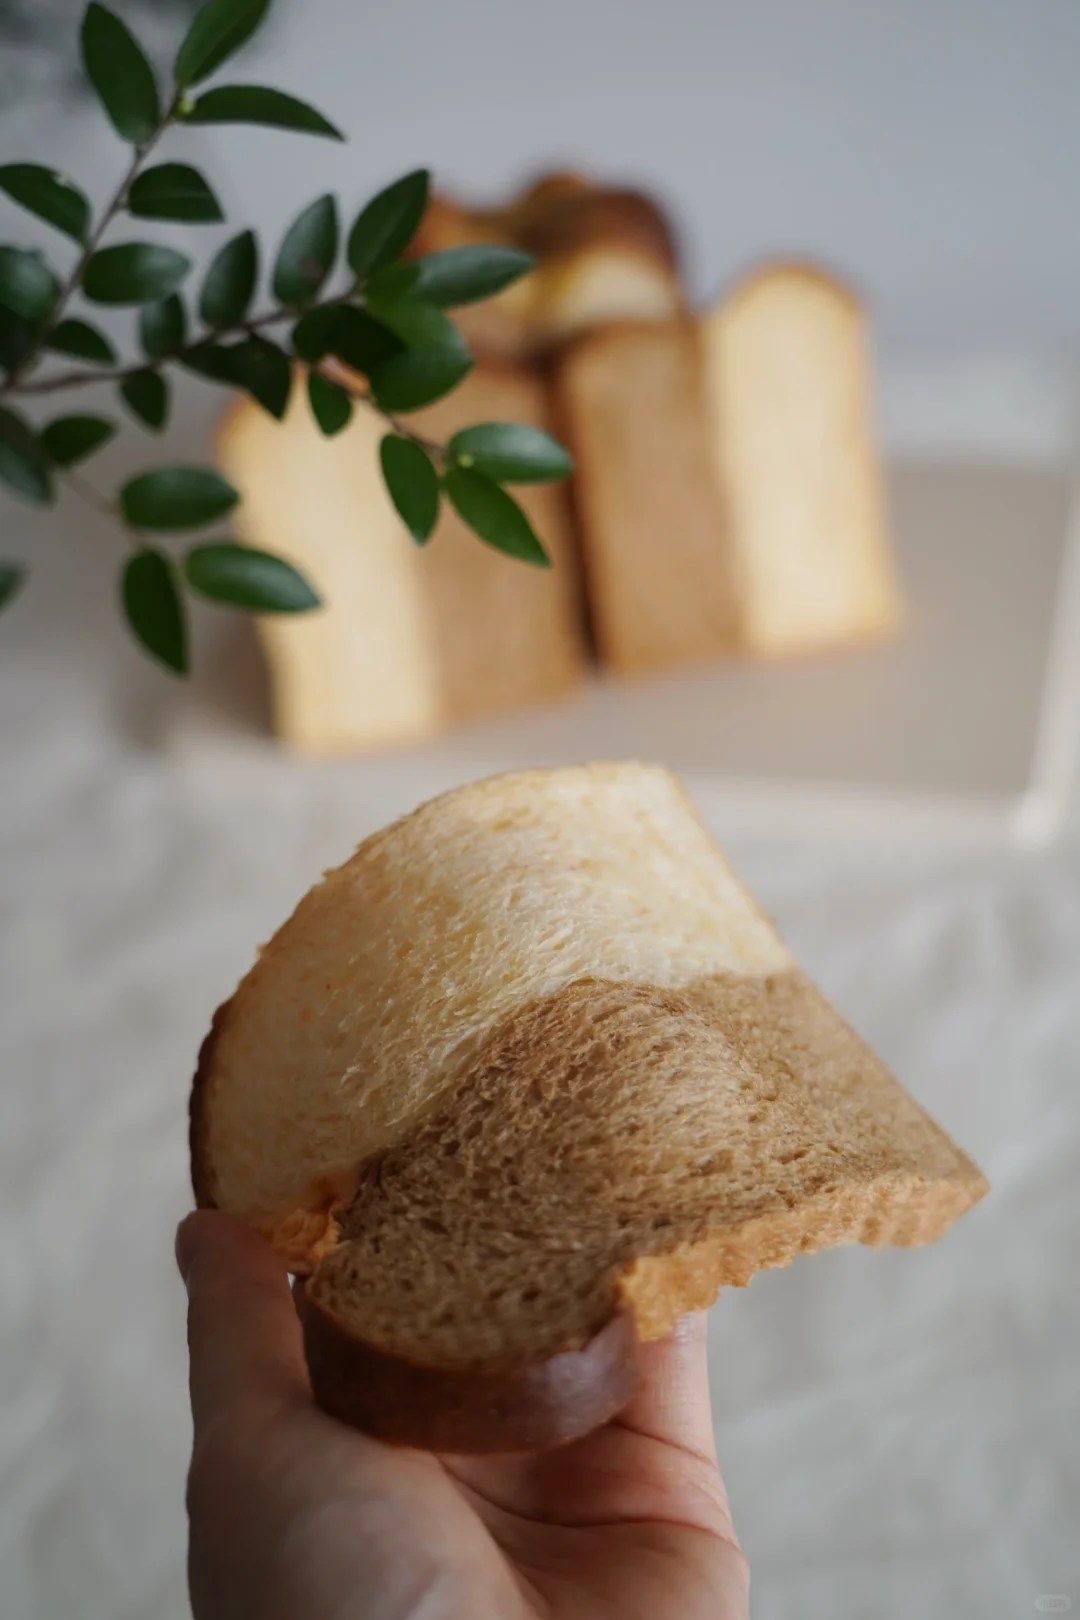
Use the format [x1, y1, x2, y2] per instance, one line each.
[302, 1294, 639, 1453]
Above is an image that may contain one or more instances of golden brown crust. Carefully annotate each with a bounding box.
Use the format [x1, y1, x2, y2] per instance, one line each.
[717, 257, 865, 312]
[407, 175, 681, 361]
[189, 1000, 227, 1213]
[302, 1295, 639, 1453]
[510, 183, 678, 270]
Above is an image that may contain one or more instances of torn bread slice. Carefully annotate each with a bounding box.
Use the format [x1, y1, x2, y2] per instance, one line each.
[701, 262, 904, 657]
[218, 363, 585, 753]
[191, 764, 987, 1451]
[555, 321, 742, 672]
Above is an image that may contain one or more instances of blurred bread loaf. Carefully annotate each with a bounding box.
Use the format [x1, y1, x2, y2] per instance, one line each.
[192, 763, 987, 1453]
[218, 172, 906, 752]
[219, 365, 585, 753]
[700, 263, 903, 656]
[412, 172, 684, 361]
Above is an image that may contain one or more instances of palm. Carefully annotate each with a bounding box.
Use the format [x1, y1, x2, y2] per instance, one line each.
[182, 1214, 748, 1620]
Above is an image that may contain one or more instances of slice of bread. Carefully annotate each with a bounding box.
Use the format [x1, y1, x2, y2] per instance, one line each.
[218, 364, 586, 753]
[191, 764, 987, 1452]
[555, 321, 742, 672]
[701, 263, 904, 657]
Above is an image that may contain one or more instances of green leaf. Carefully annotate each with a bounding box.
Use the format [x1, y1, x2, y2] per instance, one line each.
[127, 163, 223, 224]
[365, 294, 466, 353]
[307, 370, 351, 436]
[0, 560, 26, 613]
[446, 421, 573, 484]
[181, 85, 343, 139]
[228, 335, 292, 419]
[0, 306, 36, 373]
[83, 243, 190, 305]
[40, 414, 116, 467]
[291, 303, 339, 362]
[0, 407, 53, 505]
[363, 261, 420, 303]
[185, 541, 320, 612]
[328, 306, 403, 374]
[120, 466, 238, 530]
[199, 229, 257, 327]
[407, 245, 536, 308]
[443, 467, 549, 566]
[380, 435, 439, 545]
[273, 194, 338, 306]
[121, 370, 169, 431]
[0, 247, 60, 321]
[122, 550, 188, 674]
[175, 0, 271, 87]
[180, 341, 240, 383]
[47, 319, 116, 365]
[347, 169, 429, 280]
[0, 164, 89, 244]
[368, 348, 473, 413]
[140, 295, 186, 359]
[81, 3, 160, 145]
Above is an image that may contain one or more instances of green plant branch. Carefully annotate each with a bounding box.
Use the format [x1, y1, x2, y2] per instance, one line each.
[3, 99, 176, 391]
[0, 292, 349, 397]
[0, 0, 566, 666]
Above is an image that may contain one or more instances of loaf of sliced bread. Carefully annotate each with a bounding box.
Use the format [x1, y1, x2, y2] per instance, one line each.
[218, 364, 586, 752]
[191, 764, 987, 1452]
[701, 263, 903, 656]
[555, 321, 741, 672]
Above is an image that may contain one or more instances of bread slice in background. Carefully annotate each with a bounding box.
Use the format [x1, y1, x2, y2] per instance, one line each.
[192, 763, 987, 1451]
[218, 365, 586, 753]
[555, 320, 741, 673]
[412, 172, 684, 362]
[701, 263, 904, 657]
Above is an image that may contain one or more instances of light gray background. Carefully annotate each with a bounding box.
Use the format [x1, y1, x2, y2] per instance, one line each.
[2, 4, 1080, 1618]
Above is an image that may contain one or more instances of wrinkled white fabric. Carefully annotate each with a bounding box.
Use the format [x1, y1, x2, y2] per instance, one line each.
[2, 634, 1078, 1620]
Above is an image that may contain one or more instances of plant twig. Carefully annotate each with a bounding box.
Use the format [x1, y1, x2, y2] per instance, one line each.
[339, 381, 444, 460]
[3, 103, 175, 392]
[1, 298, 340, 398]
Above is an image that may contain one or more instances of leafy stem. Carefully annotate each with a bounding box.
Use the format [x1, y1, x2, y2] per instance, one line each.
[0, 294, 341, 398]
[3, 102, 175, 392]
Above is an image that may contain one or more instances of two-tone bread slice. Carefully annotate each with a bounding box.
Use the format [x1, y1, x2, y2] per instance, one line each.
[191, 764, 986, 1451]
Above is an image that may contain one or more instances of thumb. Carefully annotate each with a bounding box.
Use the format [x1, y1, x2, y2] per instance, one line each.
[177, 1209, 311, 1432]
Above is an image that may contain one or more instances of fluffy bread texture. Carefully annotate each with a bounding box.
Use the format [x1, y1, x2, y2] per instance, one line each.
[218, 364, 585, 753]
[192, 764, 987, 1451]
[701, 263, 903, 656]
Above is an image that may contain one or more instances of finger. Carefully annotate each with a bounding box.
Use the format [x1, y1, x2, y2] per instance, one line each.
[177, 1209, 310, 1432]
[615, 1311, 717, 1463]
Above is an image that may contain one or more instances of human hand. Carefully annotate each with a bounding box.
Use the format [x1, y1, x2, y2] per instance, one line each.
[178, 1210, 749, 1620]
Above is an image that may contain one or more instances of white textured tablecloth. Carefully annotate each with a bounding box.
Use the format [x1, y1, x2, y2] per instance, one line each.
[2, 632, 1078, 1620]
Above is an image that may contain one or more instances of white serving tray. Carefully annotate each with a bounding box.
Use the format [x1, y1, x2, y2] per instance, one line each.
[175, 457, 1080, 851]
